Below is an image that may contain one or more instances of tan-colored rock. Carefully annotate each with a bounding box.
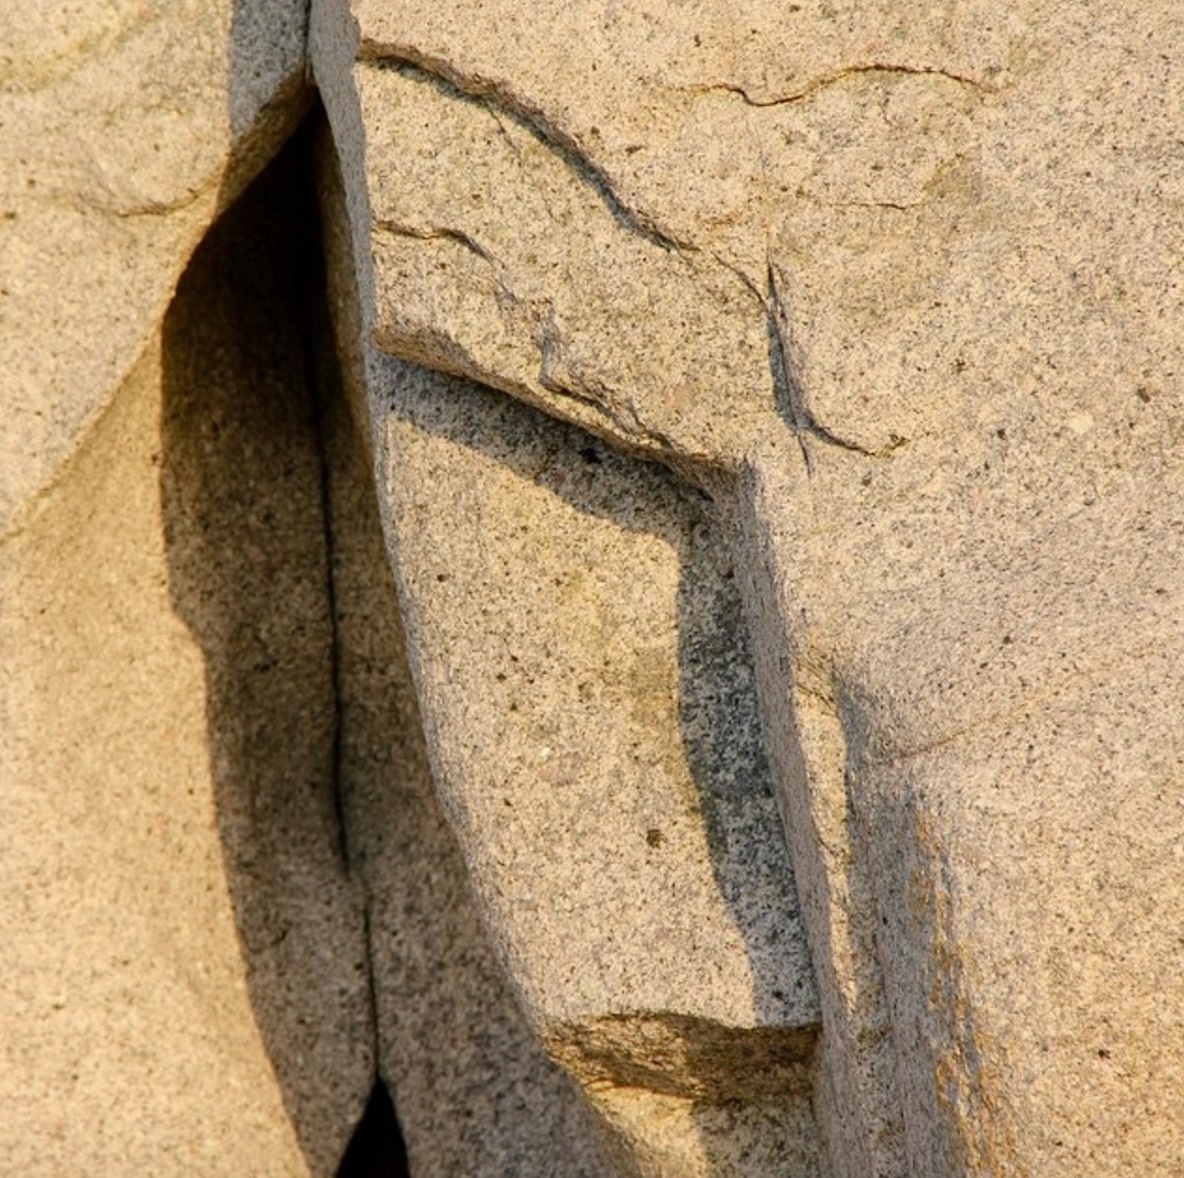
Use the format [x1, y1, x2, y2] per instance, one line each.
[319, 336, 617, 1177]
[0, 0, 309, 531]
[316, 111, 821, 1167]
[739, 427, 1184, 1174]
[0, 132, 373, 1174]
[312, 0, 1184, 1173]
[8, 0, 1184, 1172]
[367, 355, 821, 1171]
[737, 6, 1184, 1171]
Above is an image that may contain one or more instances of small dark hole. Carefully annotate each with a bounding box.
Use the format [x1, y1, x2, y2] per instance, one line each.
[336, 1079, 410, 1178]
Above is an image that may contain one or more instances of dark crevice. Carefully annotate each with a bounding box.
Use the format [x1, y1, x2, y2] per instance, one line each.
[300, 114, 412, 1177]
[161, 102, 408, 1172]
[336, 1080, 411, 1178]
[296, 112, 406, 1174]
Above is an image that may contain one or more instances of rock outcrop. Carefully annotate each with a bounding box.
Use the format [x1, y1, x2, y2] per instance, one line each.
[4, 0, 1183, 1174]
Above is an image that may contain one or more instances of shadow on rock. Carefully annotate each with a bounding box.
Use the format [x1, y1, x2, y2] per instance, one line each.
[160, 115, 375, 1176]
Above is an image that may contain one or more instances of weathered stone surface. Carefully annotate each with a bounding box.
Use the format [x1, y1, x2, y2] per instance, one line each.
[317, 115, 820, 1167]
[312, 0, 781, 483]
[367, 356, 820, 1165]
[312, 0, 1184, 1173]
[356, 61, 774, 476]
[377, 360, 816, 1034]
[0, 0, 309, 531]
[8, 0, 1184, 1173]
[735, 7, 1184, 1171]
[592, 1086, 822, 1178]
[319, 330, 617, 1177]
[0, 136, 372, 1173]
[739, 430, 1184, 1174]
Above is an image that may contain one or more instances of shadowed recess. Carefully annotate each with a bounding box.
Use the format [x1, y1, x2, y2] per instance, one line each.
[337, 1081, 411, 1178]
[160, 111, 391, 1173]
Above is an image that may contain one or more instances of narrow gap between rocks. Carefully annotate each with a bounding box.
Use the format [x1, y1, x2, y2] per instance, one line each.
[336, 1080, 410, 1178]
[293, 107, 413, 1177]
[295, 108, 413, 1178]
[162, 102, 410, 1172]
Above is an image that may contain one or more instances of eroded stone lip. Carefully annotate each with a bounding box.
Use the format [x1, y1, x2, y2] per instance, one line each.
[545, 1013, 818, 1104]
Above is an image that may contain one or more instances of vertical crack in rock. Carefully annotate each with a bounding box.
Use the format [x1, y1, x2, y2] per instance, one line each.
[159, 108, 381, 1175]
[766, 259, 887, 467]
[309, 299, 352, 873]
[765, 259, 816, 476]
[313, 376, 412, 1174]
[296, 112, 411, 1173]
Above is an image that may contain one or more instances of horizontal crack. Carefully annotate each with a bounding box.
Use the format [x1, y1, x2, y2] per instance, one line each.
[680, 61, 994, 108]
[809, 197, 924, 212]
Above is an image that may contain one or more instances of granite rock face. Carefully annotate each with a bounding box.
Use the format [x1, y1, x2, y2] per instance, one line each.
[1, 129, 373, 1175]
[316, 122, 821, 1171]
[313, 0, 1184, 1174]
[318, 295, 617, 1177]
[0, 0, 310, 532]
[4, 0, 1184, 1174]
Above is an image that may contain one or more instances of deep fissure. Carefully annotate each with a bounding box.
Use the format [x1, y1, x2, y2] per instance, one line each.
[171, 105, 409, 1172]
[289, 109, 410, 1177]
[336, 1079, 410, 1178]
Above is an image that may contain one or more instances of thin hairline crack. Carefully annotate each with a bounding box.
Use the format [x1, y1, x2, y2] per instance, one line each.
[676, 62, 995, 108]
[766, 258, 907, 468]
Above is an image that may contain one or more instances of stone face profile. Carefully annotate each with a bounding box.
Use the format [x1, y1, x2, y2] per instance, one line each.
[2, 1, 1182, 1175]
